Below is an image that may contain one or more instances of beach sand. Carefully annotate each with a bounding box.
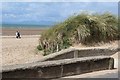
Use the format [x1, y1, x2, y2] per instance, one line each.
[2, 35, 44, 66]
[2, 28, 45, 66]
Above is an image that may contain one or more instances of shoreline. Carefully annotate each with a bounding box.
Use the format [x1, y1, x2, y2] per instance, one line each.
[2, 27, 48, 36]
[2, 35, 41, 38]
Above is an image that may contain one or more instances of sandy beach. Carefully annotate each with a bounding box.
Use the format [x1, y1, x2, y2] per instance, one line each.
[2, 28, 45, 66]
[2, 35, 44, 66]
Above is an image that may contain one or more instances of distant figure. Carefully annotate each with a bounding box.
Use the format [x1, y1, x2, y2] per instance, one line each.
[16, 31, 21, 38]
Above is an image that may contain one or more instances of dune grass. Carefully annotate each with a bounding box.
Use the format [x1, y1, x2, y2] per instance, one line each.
[37, 12, 119, 55]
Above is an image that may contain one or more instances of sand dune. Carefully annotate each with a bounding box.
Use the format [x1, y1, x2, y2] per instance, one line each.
[2, 34, 119, 66]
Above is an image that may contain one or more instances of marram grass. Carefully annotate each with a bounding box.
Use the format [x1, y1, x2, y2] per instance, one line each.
[38, 12, 119, 55]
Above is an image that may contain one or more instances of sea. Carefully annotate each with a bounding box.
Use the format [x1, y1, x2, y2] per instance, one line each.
[1, 24, 52, 29]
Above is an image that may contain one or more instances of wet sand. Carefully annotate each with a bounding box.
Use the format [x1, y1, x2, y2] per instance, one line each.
[2, 28, 47, 36]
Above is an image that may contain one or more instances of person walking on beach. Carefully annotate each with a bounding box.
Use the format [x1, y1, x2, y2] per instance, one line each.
[16, 31, 21, 38]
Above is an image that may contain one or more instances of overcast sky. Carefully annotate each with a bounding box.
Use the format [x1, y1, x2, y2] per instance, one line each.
[1, 2, 118, 25]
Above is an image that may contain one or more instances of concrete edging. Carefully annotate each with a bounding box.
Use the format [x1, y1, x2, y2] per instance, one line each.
[2, 56, 114, 78]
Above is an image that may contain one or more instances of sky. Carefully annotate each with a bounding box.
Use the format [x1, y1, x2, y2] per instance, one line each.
[1, 2, 118, 25]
